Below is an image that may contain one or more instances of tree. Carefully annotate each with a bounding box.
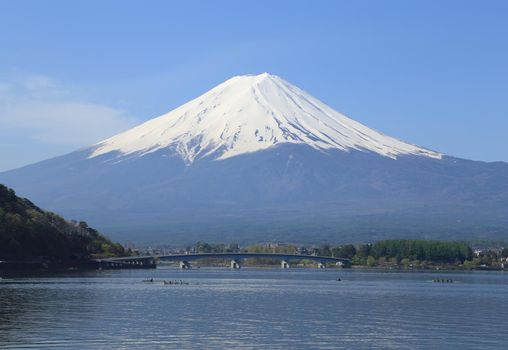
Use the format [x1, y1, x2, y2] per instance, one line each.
[356, 244, 372, 258]
[337, 244, 356, 259]
[0, 184, 126, 261]
[463, 260, 474, 269]
[401, 258, 410, 269]
[366, 256, 376, 267]
[320, 244, 332, 257]
[368, 239, 472, 263]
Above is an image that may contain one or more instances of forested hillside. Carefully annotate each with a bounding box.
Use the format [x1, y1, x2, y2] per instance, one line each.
[0, 184, 126, 262]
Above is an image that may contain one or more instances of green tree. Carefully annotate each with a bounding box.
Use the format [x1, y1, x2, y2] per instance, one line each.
[0, 184, 126, 261]
[366, 256, 376, 267]
[356, 244, 372, 259]
[463, 260, 474, 269]
[319, 244, 332, 257]
[336, 244, 356, 259]
[401, 258, 410, 269]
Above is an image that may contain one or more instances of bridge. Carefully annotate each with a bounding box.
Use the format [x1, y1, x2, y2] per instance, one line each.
[95, 253, 351, 269]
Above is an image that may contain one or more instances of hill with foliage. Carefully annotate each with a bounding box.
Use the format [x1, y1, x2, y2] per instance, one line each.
[0, 184, 126, 262]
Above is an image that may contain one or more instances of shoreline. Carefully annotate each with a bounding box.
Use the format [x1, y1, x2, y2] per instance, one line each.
[1, 258, 505, 274]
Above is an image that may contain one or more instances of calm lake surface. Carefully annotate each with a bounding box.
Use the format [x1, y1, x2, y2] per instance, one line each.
[0, 267, 507, 349]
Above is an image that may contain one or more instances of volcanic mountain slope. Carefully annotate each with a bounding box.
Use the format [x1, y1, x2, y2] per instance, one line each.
[1, 73, 507, 244]
[89, 73, 441, 163]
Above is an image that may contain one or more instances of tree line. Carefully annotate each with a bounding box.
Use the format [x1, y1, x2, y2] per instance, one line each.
[186, 239, 507, 268]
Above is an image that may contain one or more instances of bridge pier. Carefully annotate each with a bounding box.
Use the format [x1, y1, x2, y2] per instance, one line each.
[336, 261, 351, 268]
[230, 259, 241, 269]
[179, 261, 191, 269]
[317, 262, 326, 269]
[281, 260, 290, 269]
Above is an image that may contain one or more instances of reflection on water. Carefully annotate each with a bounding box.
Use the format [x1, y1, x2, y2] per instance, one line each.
[0, 268, 507, 349]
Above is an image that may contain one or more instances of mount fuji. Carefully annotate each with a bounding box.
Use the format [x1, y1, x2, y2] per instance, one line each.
[1, 73, 507, 244]
[90, 73, 441, 163]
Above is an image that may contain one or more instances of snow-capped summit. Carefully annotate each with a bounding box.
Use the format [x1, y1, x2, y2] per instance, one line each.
[90, 73, 441, 163]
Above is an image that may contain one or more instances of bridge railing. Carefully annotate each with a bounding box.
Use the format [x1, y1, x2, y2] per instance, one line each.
[99, 252, 351, 267]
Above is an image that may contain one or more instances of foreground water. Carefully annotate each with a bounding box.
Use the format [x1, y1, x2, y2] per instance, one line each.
[0, 267, 507, 349]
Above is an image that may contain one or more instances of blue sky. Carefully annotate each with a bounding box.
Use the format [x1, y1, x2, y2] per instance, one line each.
[0, 0, 507, 171]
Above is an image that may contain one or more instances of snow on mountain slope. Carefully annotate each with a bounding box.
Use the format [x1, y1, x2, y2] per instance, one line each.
[90, 73, 442, 163]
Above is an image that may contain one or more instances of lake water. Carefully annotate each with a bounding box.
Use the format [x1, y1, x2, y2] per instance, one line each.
[0, 267, 507, 349]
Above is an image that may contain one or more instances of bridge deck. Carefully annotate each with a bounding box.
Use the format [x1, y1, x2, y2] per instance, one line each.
[100, 252, 350, 264]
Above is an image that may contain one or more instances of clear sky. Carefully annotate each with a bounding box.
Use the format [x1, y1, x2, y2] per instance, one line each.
[1, 0, 507, 171]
